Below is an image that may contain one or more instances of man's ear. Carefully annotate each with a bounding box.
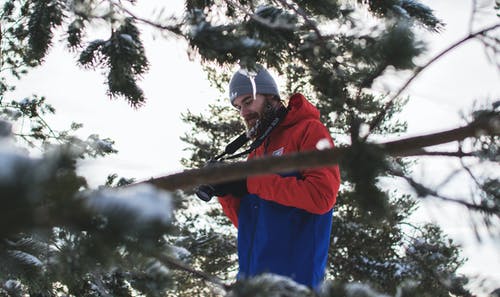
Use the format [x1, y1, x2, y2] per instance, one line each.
[265, 94, 280, 105]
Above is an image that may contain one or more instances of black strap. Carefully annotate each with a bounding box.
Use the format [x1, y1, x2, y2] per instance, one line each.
[213, 105, 288, 162]
[212, 133, 249, 161]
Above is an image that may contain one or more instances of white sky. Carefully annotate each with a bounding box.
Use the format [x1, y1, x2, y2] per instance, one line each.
[6, 0, 500, 295]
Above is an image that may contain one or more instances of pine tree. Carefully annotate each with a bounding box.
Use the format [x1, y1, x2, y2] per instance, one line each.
[1, 1, 180, 295]
[0, 0, 498, 296]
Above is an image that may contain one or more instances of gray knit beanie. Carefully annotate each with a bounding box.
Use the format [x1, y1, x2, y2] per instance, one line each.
[228, 66, 279, 105]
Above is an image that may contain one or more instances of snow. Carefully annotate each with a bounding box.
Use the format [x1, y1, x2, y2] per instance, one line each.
[93, 138, 114, 152]
[254, 5, 268, 15]
[3, 279, 22, 296]
[19, 97, 31, 106]
[8, 250, 44, 267]
[358, 123, 370, 138]
[393, 262, 411, 278]
[357, 256, 412, 279]
[119, 33, 134, 44]
[189, 21, 207, 37]
[392, 4, 411, 19]
[226, 273, 311, 296]
[316, 138, 332, 150]
[146, 260, 170, 276]
[170, 245, 191, 260]
[254, 5, 296, 30]
[85, 184, 173, 225]
[3, 279, 21, 290]
[240, 37, 264, 48]
[2, 108, 22, 120]
[344, 282, 391, 297]
[97, 139, 113, 150]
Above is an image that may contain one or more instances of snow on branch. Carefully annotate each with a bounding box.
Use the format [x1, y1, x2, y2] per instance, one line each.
[85, 184, 173, 226]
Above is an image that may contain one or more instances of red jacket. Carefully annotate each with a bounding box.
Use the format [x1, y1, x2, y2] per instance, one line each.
[219, 93, 340, 226]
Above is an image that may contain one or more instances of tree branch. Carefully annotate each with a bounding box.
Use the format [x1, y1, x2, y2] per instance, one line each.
[366, 22, 500, 137]
[380, 113, 499, 156]
[110, 2, 183, 36]
[223, 0, 296, 30]
[154, 251, 231, 290]
[275, 0, 324, 40]
[394, 171, 500, 215]
[136, 113, 499, 191]
[405, 150, 475, 157]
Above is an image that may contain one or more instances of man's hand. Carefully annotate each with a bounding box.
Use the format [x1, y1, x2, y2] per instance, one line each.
[195, 179, 248, 202]
[212, 179, 248, 197]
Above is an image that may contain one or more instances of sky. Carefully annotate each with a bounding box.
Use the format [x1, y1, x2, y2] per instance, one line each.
[6, 0, 500, 295]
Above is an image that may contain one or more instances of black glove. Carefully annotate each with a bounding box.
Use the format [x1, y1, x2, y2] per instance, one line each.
[195, 179, 248, 202]
[212, 179, 248, 197]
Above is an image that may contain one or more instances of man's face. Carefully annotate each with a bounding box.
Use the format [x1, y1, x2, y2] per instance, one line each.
[232, 94, 268, 131]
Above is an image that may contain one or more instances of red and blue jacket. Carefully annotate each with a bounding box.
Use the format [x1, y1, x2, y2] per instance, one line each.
[218, 93, 341, 289]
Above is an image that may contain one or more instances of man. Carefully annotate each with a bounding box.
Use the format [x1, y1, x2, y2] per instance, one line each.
[204, 65, 340, 289]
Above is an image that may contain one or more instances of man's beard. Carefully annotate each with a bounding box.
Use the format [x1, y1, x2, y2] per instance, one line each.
[245, 100, 277, 139]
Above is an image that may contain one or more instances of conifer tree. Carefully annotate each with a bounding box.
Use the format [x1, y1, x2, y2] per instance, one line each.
[1, 1, 179, 295]
[0, 0, 498, 296]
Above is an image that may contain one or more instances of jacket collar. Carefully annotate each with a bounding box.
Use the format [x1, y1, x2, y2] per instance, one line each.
[280, 93, 320, 127]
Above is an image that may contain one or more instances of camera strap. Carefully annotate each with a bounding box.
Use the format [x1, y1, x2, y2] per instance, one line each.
[213, 105, 288, 161]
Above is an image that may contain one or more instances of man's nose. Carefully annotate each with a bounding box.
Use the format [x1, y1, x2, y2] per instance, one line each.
[240, 106, 250, 117]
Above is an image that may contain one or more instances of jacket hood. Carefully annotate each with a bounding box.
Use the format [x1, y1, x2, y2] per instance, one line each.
[281, 93, 320, 127]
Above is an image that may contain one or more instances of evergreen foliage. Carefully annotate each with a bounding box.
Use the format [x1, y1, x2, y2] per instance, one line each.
[78, 17, 149, 107]
[27, 0, 64, 63]
[0, 127, 178, 295]
[0, 0, 498, 296]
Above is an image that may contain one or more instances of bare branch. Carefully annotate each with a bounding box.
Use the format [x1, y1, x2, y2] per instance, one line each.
[366, 22, 500, 137]
[393, 170, 500, 215]
[380, 113, 499, 156]
[154, 251, 231, 290]
[110, 2, 183, 36]
[459, 142, 485, 190]
[136, 113, 499, 191]
[406, 150, 476, 157]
